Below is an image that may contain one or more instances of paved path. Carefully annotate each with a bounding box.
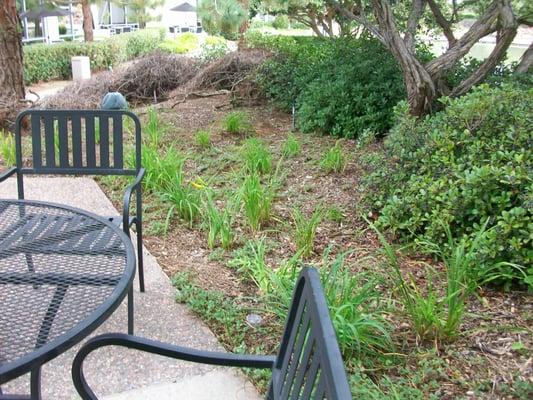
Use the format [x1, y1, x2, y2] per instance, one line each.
[0, 177, 261, 399]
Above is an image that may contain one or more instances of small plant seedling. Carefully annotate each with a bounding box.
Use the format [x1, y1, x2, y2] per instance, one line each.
[145, 107, 164, 148]
[320, 141, 347, 173]
[0, 131, 16, 167]
[195, 129, 212, 149]
[241, 138, 272, 174]
[222, 111, 253, 135]
[282, 133, 301, 157]
[241, 173, 273, 231]
[293, 207, 323, 258]
[325, 206, 344, 223]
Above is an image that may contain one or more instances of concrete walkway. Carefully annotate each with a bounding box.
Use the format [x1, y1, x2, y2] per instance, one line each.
[0, 177, 261, 399]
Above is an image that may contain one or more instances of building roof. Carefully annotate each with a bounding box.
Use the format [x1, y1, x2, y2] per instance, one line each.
[171, 2, 196, 12]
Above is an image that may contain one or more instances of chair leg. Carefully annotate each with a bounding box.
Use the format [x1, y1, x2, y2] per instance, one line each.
[128, 287, 134, 335]
[136, 220, 145, 293]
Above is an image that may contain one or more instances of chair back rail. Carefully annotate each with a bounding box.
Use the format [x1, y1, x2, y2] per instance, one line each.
[269, 268, 351, 399]
[14, 110, 142, 193]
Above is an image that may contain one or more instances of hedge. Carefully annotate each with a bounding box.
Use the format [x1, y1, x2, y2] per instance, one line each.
[23, 29, 165, 85]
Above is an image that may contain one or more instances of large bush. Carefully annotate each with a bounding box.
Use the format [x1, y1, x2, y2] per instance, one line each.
[23, 29, 165, 85]
[362, 82, 533, 287]
[253, 34, 405, 138]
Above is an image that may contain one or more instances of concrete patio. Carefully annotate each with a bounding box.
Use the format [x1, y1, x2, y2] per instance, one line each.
[0, 177, 261, 399]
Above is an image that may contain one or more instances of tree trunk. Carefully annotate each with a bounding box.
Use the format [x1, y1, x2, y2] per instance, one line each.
[516, 42, 533, 73]
[372, 0, 436, 116]
[82, 0, 93, 42]
[0, 0, 25, 129]
[237, 0, 249, 50]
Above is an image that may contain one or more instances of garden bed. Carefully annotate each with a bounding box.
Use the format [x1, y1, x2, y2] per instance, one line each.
[94, 94, 532, 399]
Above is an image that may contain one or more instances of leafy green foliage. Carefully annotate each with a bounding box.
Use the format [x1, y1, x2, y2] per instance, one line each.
[241, 138, 272, 174]
[222, 111, 254, 135]
[272, 15, 289, 29]
[23, 29, 164, 84]
[202, 192, 235, 249]
[195, 129, 212, 149]
[254, 34, 405, 137]
[363, 83, 532, 287]
[158, 32, 200, 54]
[228, 237, 271, 293]
[198, 0, 247, 40]
[320, 141, 346, 173]
[0, 132, 16, 167]
[281, 133, 300, 157]
[293, 207, 322, 258]
[144, 106, 165, 148]
[162, 174, 202, 226]
[372, 220, 489, 342]
[241, 173, 273, 231]
[198, 36, 229, 62]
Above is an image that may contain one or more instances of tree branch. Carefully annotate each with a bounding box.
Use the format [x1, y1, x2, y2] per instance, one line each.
[405, 0, 426, 52]
[426, 0, 501, 79]
[427, 0, 457, 47]
[515, 41, 533, 73]
[450, 0, 518, 97]
[329, 0, 386, 46]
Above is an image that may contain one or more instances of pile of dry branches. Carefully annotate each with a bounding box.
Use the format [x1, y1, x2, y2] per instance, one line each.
[43, 52, 200, 109]
[42, 49, 270, 110]
[115, 52, 200, 103]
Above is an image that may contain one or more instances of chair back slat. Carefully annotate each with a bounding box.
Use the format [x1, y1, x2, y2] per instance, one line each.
[71, 115, 82, 167]
[58, 115, 69, 167]
[43, 114, 55, 168]
[112, 115, 124, 169]
[269, 268, 351, 400]
[15, 109, 141, 177]
[98, 116, 110, 168]
[30, 115, 42, 168]
[85, 115, 97, 168]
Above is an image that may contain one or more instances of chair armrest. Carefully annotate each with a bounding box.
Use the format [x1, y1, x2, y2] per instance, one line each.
[0, 167, 17, 183]
[122, 168, 145, 229]
[72, 333, 276, 399]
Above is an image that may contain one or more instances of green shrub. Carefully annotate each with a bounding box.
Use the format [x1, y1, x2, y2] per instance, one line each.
[23, 30, 164, 84]
[241, 138, 272, 174]
[158, 32, 200, 54]
[221, 111, 253, 135]
[272, 15, 289, 30]
[254, 35, 405, 137]
[363, 83, 533, 287]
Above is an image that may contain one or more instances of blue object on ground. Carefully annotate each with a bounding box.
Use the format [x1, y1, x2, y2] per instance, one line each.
[101, 92, 128, 110]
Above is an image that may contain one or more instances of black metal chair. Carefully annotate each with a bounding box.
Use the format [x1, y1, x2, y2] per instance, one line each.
[72, 267, 352, 399]
[0, 109, 146, 294]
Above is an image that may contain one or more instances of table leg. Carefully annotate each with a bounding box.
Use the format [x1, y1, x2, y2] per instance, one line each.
[128, 287, 134, 335]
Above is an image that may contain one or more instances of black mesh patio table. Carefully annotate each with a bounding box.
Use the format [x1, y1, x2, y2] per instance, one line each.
[0, 199, 135, 399]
